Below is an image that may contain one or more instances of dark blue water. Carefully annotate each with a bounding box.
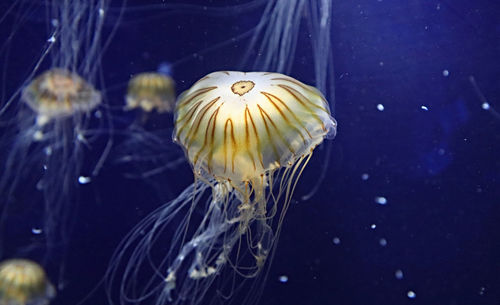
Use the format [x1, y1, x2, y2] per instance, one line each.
[0, 1, 499, 305]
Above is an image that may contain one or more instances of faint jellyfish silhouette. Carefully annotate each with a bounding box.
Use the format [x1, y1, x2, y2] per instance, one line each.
[112, 71, 182, 201]
[125, 72, 176, 115]
[0, 259, 55, 305]
[106, 71, 337, 305]
[22, 68, 101, 127]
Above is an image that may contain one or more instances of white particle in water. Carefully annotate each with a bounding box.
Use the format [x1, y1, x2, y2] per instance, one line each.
[33, 130, 43, 140]
[421, 105, 429, 111]
[481, 102, 490, 110]
[361, 173, 369, 180]
[375, 196, 387, 205]
[377, 104, 385, 111]
[32, 228, 43, 235]
[279, 275, 288, 283]
[78, 176, 91, 184]
[371, 224, 377, 229]
[442, 69, 449, 77]
[332, 237, 341, 245]
[407, 290, 416, 299]
[478, 286, 486, 295]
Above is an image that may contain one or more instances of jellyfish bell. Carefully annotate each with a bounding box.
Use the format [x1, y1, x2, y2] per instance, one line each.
[175, 71, 336, 182]
[107, 71, 336, 305]
[0, 259, 55, 305]
[22, 68, 101, 127]
[125, 72, 176, 114]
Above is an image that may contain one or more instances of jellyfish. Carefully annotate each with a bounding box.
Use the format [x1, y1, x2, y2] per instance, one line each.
[0, 0, 118, 278]
[111, 70, 184, 201]
[22, 68, 101, 127]
[0, 259, 55, 305]
[106, 71, 337, 305]
[125, 72, 176, 115]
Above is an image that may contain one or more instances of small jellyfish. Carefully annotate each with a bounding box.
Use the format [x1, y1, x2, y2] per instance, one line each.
[21, 68, 101, 126]
[107, 71, 337, 305]
[0, 259, 55, 305]
[114, 72, 181, 199]
[125, 72, 176, 113]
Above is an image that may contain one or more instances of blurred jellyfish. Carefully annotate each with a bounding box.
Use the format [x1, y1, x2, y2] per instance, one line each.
[125, 72, 176, 115]
[0, 259, 55, 305]
[106, 71, 337, 305]
[0, 0, 118, 273]
[111, 71, 183, 201]
[22, 68, 101, 127]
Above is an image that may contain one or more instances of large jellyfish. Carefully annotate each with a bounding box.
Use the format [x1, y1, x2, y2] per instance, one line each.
[106, 71, 336, 305]
[0, 0, 119, 282]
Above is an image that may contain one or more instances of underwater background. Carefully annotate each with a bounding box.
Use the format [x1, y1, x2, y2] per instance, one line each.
[0, 0, 499, 305]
